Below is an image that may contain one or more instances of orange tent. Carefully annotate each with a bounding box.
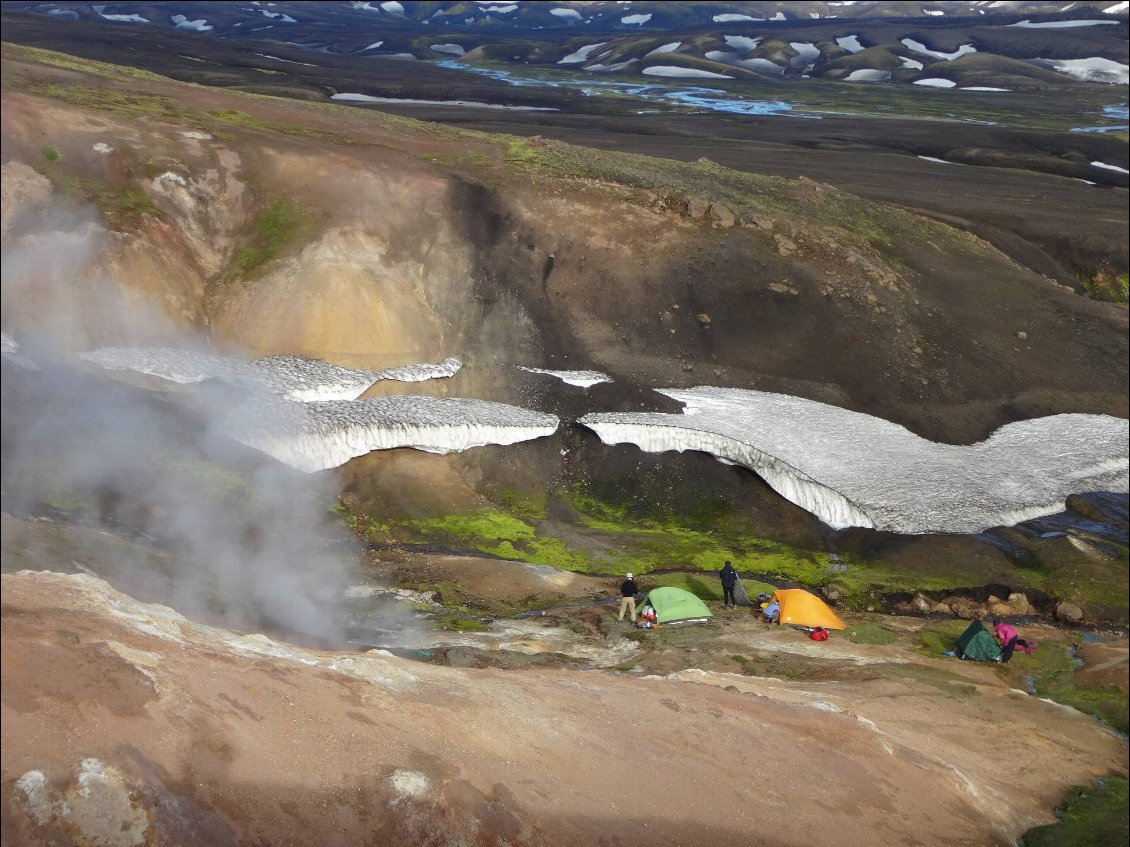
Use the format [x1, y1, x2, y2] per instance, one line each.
[772, 589, 846, 630]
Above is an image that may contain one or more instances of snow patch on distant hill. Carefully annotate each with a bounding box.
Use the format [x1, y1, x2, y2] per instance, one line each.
[1042, 57, 1129, 84]
[559, 42, 606, 64]
[643, 66, 733, 79]
[1091, 160, 1130, 173]
[645, 42, 682, 57]
[171, 14, 212, 31]
[1011, 19, 1118, 28]
[845, 69, 890, 82]
[901, 38, 976, 61]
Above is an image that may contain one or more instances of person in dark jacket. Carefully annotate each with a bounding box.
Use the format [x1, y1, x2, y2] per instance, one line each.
[719, 560, 738, 608]
[618, 573, 640, 622]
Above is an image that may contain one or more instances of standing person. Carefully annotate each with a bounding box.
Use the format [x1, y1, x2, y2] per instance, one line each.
[719, 560, 738, 608]
[618, 573, 640, 622]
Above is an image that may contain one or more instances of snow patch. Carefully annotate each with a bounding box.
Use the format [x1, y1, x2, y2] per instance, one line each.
[1103, 1, 1129, 12]
[256, 53, 316, 66]
[845, 69, 890, 82]
[1011, 19, 1118, 28]
[586, 60, 638, 72]
[645, 41, 682, 57]
[918, 155, 958, 164]
[901, 38, 976, 61]
[550, 7, 582, 19]
[914, 78, 958, 88]
[789, 42, 820, 67]
[380, 0, 403, 12]
[1042, 57, 1129, 85]
[1091, 160, 1130, 174]
[79, 347, 463, 400]
[481, 4, 518, 12]
[643, 66, 732, 79]
[225, 395, 559, 472]
[158, 171, 188, 186]
[622, 13, 652, 25]
[836, 35, 864, 53]
[899, 57, 925, 70]
[171, 14, 212, 31]
[559, 42, 606, 64]
[723, 35, 761, 53]
[516, 366, 612, 388]
[99, 12, 149, 23]
[713, 13, 758, 22]
[359, 41, 385, 51]
[429, 43, 465, 56]
[962, 86, 1010, 92]
[92, 142, 114, 154]
[578, 387, 1128, 535]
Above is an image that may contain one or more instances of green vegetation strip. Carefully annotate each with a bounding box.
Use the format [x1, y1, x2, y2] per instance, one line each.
[1021, 776, 1129, 847]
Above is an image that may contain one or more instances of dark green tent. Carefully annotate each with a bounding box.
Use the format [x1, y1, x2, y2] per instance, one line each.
[638, 587, 713, 624]
[955, 620, 1002, 661]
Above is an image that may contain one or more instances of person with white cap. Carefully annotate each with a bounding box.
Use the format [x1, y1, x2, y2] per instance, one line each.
[618, 573, 640, 622]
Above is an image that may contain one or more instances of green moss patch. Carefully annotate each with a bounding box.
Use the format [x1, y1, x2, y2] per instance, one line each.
[1022, 776, 1129, 847]
[224, 198, 319, 281]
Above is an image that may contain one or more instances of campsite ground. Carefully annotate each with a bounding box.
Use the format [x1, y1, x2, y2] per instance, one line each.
[3, 545, 1128, 847]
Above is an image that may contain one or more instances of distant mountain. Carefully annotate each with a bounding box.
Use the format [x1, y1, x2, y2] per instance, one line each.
[7, 0, 1128, 87]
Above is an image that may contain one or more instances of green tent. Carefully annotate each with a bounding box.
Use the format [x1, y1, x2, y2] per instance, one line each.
[955, 620, 1002, 661]
[638, 587, 713, 624]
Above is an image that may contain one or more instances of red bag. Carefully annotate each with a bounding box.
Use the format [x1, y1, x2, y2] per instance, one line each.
[809, 627, 829, 642]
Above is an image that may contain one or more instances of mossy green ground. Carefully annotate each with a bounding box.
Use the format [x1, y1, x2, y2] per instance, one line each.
[347, 489, 1127, 616]
[1021, 776, 1129, 847]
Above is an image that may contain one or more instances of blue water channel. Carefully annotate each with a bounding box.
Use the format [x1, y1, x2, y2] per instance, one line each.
[1071, 103, 1130, 133]
[435, 59, 801, 117]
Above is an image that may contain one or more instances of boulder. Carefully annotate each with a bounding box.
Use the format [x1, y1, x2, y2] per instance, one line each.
[910, 593, 933, 614]
[987, 593, 1031, 617]
[445, 646, 481, 668]
[1055, 602, 1084, 625]
[947, 598, 985, 620]
[708, 202, 736, 228]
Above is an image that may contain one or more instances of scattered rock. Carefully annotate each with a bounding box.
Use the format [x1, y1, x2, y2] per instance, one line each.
[1055, 602, 1084, 624]
[743, 213, 773, 231]
[946, 598, 985, 620]
[696, 313, 711, 327]
[769, 282, 799, 296]
[1015, 331, 1027, 340]
[685, 196, 711, 219]
[445, 646, 481, 668]
[910, 593, 933, 614]
[774, 234, 797, 256]
[709, 202, 736, 228]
